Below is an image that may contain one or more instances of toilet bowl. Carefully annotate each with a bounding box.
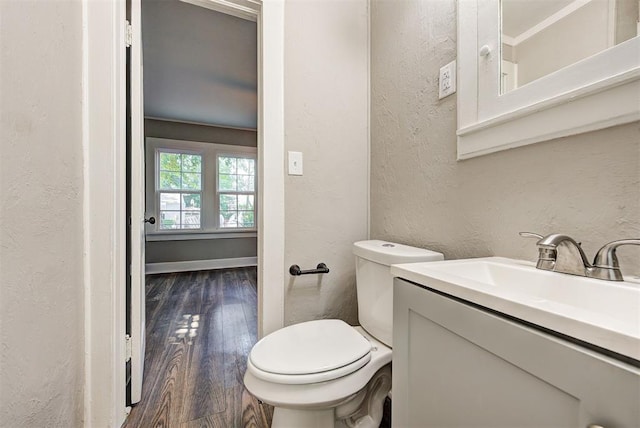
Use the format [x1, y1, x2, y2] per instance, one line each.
[243, 240, 444, 427]
[244, 322, 392, 427]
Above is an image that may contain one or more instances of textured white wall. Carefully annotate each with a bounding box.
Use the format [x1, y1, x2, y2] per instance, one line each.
[284, 0, 369, 325]
[0, 1, 84, 426]
[370, 0, 640, 276]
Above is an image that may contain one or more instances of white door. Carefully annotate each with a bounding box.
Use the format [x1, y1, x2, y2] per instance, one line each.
[130, 0, 146, 405]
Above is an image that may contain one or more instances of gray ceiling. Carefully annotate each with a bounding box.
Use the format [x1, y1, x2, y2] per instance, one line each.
[142, 0, 257, 129]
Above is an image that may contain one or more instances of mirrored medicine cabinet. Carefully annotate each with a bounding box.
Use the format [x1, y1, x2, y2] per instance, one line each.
[457, 0, 640, 159]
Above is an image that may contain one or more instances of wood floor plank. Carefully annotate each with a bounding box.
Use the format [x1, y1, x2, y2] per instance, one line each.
[220, 270, 254, 427]
[133, 272, 198, 427]
[124, 267, 272, 428]
[180, 413, 227, 428]
[147, 339, 190, 428]
[162, 272, 202, 427]
[127, 273, 192, 427]
[241, 387, 271, 428]
[181, 271, 226, 421]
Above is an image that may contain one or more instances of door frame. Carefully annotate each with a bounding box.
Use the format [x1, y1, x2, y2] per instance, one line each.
[82, 0, 285, 425]
[128, 0, 145, 406]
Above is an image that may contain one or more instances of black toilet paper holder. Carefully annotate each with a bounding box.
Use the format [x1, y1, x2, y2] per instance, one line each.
[289, 263, 330, 276]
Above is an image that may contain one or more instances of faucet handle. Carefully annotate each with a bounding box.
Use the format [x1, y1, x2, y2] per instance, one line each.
[519, 232, 543, 240]
[593, 239, 640, 269]
[520, 232, 558, 271]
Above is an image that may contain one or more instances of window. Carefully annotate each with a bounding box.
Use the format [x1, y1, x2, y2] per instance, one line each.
[157, 151, 202, 229]
[147, 138, 258, 237]
[217, 155, 256, 228]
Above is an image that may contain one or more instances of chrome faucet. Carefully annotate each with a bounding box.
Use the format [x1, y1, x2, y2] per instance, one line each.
[592, 239, 640, 280]
[520, 232, 640, 281]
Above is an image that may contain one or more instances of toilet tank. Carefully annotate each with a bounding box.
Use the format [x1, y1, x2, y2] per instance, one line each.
[353, 240, 443, 347]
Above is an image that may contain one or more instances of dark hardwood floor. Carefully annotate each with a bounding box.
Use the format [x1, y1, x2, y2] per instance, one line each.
[123, 268, 273, 428]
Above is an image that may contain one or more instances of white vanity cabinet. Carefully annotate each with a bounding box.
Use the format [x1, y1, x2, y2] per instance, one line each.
[392, 278, 640, 427]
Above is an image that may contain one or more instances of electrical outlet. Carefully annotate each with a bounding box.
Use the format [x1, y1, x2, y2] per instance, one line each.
[438, 60, 456, 99]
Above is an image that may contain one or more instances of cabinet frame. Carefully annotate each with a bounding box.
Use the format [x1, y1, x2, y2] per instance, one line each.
[393, 278, 640, 427]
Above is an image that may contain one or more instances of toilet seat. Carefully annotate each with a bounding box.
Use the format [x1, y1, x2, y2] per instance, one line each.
[247, 353, 371, 385]
[244, 326, 393, 409]
[248, 319, 372, 385]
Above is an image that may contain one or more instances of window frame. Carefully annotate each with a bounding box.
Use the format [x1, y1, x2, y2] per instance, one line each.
[156, 148, 204, 231]
[215, 152, 258, 230]
[146, 137, 258, 239]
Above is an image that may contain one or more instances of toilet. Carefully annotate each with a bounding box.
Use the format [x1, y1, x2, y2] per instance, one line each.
[243, 240, 444, 427]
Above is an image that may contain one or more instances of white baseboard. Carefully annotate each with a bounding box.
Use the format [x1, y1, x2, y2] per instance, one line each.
[146, 256, 258, 274]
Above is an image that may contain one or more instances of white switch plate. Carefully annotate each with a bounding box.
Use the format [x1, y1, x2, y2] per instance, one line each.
[288, 151, 303, 175]
[438, 60, 456, 99]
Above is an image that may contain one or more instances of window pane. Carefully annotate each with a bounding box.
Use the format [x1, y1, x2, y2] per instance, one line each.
[239, 211, 254, 228]
[220, 194, 237, 210]
[212, 155, 257, 229]
[237, 175, 254, 191]
[237, 158, 252, 175]
[218, 157, 236, 174]
[220, 211, 237, 228]
[160, 152, 181, 171]
[160, 193, 181, 210]
[182, 193, 201, 210]
[157, 150, 204, 231]
[182, 211, 200, 228]
[218, 174, 236, 191]
[238, 195, 254, 210]
[181, 154, 201, 173]
[160, 211, 180, 229]
[181, 172, 201, 190]
[160, 171, 181, 189]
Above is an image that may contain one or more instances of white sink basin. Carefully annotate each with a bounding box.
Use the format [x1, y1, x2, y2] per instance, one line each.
[391, 257, 640, 361]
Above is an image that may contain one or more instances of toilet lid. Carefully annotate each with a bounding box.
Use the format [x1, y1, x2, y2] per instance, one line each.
[249, 319, 372, 376]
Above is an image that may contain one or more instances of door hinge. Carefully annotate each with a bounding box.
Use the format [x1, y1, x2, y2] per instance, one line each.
[125, 334, 132, 362]
[125, 20, 133, 48]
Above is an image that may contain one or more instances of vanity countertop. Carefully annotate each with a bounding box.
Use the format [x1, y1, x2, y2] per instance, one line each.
[391, 257, 640, 362]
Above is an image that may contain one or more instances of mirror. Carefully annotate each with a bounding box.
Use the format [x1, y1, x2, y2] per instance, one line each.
[457, 0, 640, 159]
[500, 0, 639, 93]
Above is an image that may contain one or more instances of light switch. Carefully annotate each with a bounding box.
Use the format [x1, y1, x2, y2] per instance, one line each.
[288, 151, 303, 175]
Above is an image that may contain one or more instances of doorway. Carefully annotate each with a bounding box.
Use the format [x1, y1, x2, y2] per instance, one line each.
[82, 0, 284, 425]
[125, 0, 268, 423]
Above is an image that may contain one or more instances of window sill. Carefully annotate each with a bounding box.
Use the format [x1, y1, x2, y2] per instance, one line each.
[145, 230, 257, 242]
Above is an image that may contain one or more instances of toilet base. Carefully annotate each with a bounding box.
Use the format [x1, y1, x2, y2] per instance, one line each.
[269, 365, 392, 428]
